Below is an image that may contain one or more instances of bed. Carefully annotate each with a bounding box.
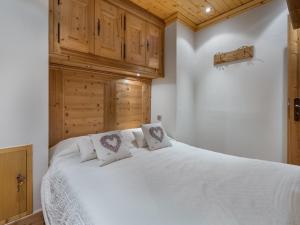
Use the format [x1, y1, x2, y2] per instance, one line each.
[42, 131, 300, 225]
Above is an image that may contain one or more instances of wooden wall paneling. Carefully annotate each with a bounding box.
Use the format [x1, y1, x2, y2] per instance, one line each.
[288, 18, 300, 165]
[59, 0, 94, 53]
[287, 0, 300, 29]
[125, 13, 147, 66]
[146, 23, 162, 70]
[112, 79, 144, 129]
[0, 146, 32, 225]
[142, 80, 151, 123]
[49, 0, 54, 53]
[95, 0, 124, 60]
[49, 68, 64, 147]
[62, 70, 110, 139]
[49, 66, 152, 146]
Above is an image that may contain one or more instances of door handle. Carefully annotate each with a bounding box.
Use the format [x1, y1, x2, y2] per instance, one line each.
[294, 98, 300, 121]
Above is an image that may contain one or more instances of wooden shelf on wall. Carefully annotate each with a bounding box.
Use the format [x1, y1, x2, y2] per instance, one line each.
[214, 46, 254, 65]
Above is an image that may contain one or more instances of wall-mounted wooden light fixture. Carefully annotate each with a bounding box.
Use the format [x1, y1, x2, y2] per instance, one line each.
[286, 0, 300, 29]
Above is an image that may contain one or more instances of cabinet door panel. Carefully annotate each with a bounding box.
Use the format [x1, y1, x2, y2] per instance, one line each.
[125, 14, 146, 66]
[95, 0, 123, 60]
[0, 146, 32, 224]
[146, 23, 162, 69]
[60, 0, 91, 53]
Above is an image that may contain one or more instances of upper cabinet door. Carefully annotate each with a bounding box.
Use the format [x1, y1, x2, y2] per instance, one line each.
[146, 23, 162, 69]
[60, 0, 92, 53]
[95, 0, 123, 60]
[125, 13, 146, 66]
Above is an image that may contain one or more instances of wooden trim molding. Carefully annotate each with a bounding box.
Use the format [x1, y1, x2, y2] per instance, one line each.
[165, 0, 272, 31]
[6, 211, 44, 225]
[165, 12, 197, 31]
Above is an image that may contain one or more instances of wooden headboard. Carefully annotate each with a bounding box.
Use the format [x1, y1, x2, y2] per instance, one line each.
[49, 65, 151, 147]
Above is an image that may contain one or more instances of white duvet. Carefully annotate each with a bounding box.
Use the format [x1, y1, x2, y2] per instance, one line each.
[42, 140, 300, 225]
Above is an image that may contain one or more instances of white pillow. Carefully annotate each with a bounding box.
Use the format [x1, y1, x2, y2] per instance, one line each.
[142, 123, 171, 151]
[49, 137, 81, 162]
[133, 130, 147, 148]
[90, 131, 132, 166]
[77, 136, 97, 162]
[121, 129, 138, 149]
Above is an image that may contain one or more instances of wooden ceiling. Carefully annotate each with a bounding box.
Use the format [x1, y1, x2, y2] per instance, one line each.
[286, 0, 300, 29]
[129, 0, 271, 30]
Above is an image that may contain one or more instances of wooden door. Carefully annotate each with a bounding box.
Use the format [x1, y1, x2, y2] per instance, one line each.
[60, 0, 92, 53]
[0, 146, 32, 224]
[125, 13, 146, 66]
[288, 18, 300, 165]
[95, 0, 123, 60]
[146, 23, 162, 69]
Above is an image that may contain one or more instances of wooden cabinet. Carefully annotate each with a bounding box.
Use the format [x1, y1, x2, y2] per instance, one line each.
[125, 15, 163, 69]
[50, 0, 164, 78]
[95, 0, 123, 60]
[0, 145, 32, 224]
[59, 0, 92, 53]
[125, 13, 146, 66]
[146, 23, 162, 69]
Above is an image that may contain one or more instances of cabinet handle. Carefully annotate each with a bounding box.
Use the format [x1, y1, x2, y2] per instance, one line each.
[147, 40, 149, 51]
[16, 174, 26, 192]
[123, 44, 126, 59]
[57, 22, 61, 43]
[124, 15, 126, 31]
[97, 19, 101, 36]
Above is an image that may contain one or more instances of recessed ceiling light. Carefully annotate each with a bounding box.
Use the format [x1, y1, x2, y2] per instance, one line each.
[137, 73, 141, 77]
[205, 7, 212, 13]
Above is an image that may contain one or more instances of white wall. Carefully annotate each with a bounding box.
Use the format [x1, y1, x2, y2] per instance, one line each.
[152, 23, 177, 137]
[152, 0, 288, 162]
[194, 0, 288, 162]
[0, 0, 48, 210]
[175, 23, 197, 145]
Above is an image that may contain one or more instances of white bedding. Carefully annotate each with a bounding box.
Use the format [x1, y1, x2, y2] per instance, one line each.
[42, 140, 300, 225]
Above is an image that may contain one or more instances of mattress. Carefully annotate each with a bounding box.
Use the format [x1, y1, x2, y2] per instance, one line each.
[42, 139, 300, 225]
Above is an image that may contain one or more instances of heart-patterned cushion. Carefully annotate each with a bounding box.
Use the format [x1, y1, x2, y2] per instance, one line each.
[100, 134, 121, 153]
[149, 127, 164, 142]
[90, 131, 132, 166]
[142, 123, 171, 151]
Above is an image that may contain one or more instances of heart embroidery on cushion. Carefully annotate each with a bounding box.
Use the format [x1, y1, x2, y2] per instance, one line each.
[149, 127, 164, 142]
[100, 134, 121, 153]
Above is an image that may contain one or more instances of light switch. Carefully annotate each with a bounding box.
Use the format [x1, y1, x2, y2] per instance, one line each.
[157, 115, 162, 121]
